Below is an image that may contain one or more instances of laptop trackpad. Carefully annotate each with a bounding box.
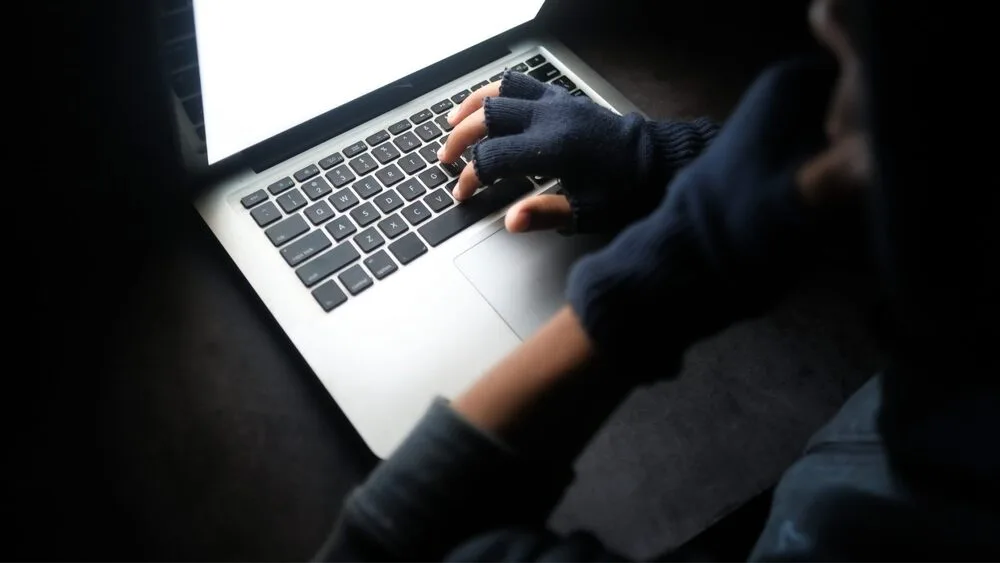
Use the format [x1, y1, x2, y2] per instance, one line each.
[455, 227, 610, 340]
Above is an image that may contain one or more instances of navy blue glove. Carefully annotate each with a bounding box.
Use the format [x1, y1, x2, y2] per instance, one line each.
[566, 58, 838, 374]
[473, 71, 718, 233]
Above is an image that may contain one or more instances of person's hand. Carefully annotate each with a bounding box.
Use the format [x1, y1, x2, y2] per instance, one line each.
[438, 71, 717, 234]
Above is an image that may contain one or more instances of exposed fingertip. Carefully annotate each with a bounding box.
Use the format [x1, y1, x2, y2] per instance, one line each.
[511, 209, 530, 232]
[436, 146, 446, 162]
[446, 108, 457, 124]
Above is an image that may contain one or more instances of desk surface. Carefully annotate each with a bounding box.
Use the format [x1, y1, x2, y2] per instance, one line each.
[15, 2, 880, 560]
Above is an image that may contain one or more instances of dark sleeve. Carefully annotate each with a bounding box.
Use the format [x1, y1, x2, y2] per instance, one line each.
[314, 399, 574, 562]
[566, 58, 836, 375]
[567, 117, 719, 234]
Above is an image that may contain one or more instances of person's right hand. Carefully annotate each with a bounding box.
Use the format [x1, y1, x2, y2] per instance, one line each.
[438, 71, 717, 234]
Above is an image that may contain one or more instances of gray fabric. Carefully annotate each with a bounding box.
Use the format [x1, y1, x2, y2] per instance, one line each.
[549, 282, 878, 558]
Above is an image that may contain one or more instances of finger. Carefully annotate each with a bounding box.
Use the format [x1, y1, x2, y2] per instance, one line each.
[452, 160, 482, 201]
[796, 132, 870, 206]
[504, 194, 573, 233]
[439, 107, 486, 164]
[447, 82, 501, 126]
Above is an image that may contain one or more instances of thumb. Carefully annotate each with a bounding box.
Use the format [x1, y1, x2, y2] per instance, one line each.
[504, 194, 572, 233]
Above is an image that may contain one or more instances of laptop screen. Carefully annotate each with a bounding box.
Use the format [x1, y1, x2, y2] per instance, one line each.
[193, 0, 545, 164]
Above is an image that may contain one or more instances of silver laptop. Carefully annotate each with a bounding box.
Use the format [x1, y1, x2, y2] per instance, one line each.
[160, 0, 642, 458]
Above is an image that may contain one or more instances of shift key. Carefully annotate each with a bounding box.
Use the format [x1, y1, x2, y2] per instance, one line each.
[295, 241, 360, 287]
[417, 177, 533, 246]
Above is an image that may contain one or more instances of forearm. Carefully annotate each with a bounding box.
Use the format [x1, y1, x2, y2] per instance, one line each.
[318, 309, 631, 562]
[453, 306, 633, 466]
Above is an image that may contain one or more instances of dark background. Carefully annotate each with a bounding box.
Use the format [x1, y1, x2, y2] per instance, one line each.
[10, 0, 881, 560]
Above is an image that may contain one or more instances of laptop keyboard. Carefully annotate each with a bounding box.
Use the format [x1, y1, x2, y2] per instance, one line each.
[240, 54, 592, 312]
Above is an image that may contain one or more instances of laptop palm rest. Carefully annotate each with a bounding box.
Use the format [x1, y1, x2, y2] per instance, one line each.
[455, 226, 611, 340]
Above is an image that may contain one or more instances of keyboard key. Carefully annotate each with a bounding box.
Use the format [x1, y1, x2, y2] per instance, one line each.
[353, 176, 383, 199]
[349, 201, 380, 227]
[277, 188, 308, 213]
[354, 227, 385, 253]
[280, 229, 332, 267]
[326, 165, 356, 188]
[266, 213, 310, 246]
[182, 96, 202, 124]
[401, 201, 431, 225]
[418, 166, 447, 189]
[294, 164, 320, 182]
[392, 131, 421, 153]
[490, 72, 504, 82]
[338, 264, 373, 295]
[349, 153, 379, 176]
[419, 142, 440, 164]
[398, 153, 427, 175]
[329, 188, 359, 211]
[162, 37, 197, 71]
[318, 153, 344, 170]
[250, 201, 281, 227]
[388, 232, 427, 265]
[450, 90, 471, 104]
[470, 80, 489, 91]
[326, 216, 357, 241]
[241, 189, 267, 209]
[440, 134, 449, 144]
[570, 89, 589, 99]
[529, 62, 560, 82]
[372, 142, 400, 164]
[312, 280, 347, 312]
[430, 99, 453, 114]
[304, 200, 335, 225]
[415, 122, 442, 142]
[296, 242, 360, 287]
[364, 250, 397, 279]
[423, 188, 454, 212]
[441, 156, 465, 178]
[552, 76, 576, 91]
[397, 178, 426, 201]
[388, 120, 411, 135]
[374, 190, 403, 213]
[526, 54, 546, 67]
[434, 114, 453, 132]
[375, 163, 404, 187]
[267, 176, 295, 195]
[511, 62, 529, 72]
[171, 67, 200, 97]
[343, 141, 367, 158]
[418, 177, 533, 246]
[365, 129, 390, 146]
[301, 177, 333, 200]
[377, 213, 408, 239]
[410, 108, 434, 124]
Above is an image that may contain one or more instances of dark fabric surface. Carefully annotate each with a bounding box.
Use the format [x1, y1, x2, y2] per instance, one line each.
[11, 0, 879, 560]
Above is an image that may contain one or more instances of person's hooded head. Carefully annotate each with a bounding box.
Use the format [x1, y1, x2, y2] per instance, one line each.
[808, 0, 996, 530]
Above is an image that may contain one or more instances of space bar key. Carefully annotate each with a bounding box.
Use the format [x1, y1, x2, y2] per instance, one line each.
[417, 177, 534, 246]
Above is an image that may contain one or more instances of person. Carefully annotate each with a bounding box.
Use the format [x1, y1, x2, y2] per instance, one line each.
[316, 0, 997, 560]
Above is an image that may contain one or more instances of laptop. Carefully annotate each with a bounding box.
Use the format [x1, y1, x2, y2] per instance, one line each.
[160, 0, 643, 458]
